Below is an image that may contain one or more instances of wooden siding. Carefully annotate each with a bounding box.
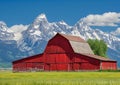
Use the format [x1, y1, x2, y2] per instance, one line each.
[73, 53, 100, 71]
[44, 34, 74, 54]
[13, 54, 44, 72]
[101, 61, 117, 70]
[13, 62, 44, 72]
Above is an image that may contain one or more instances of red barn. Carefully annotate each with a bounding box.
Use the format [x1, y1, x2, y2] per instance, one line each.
[12, 33, 117, 72]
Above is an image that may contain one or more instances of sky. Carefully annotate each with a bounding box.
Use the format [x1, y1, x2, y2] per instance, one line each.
[0, 0, 120, 32]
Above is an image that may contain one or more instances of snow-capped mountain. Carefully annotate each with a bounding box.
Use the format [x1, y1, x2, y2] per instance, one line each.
[18, 14, 72, 54]
[72, 20, 120, 50]
[9, 24, 28, 41]
[0, 21, 14, 41]
[1, 13, 120, 67]
[0, 22, 27, 67]
[20, 14, 120, 53]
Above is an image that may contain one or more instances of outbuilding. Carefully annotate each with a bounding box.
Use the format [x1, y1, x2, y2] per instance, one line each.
[12, 33, 117, 72]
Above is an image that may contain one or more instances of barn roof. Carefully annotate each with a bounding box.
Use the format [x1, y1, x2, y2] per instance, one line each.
[58, 33, 94, 54]
[12, 53, 43, 63]
[58, 33, 86, 42]
[81, 53, 116, 61]
[58, 33, 115, 61]
[69, 41, 94, 54]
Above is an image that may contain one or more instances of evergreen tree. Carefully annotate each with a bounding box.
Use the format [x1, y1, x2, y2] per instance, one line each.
[87, 39, 107, 57]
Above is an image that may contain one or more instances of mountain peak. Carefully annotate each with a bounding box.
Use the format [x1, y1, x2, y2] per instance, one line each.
[37, 13, 47, 19]
[0, 21, 6, 25]
[0, 21, 7, 31]
[34, 13, 48, 23]
[31, 13, 49, 29]
[58, 20, 68, 25]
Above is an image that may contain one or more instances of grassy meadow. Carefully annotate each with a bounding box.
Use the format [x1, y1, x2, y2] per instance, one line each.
[0, 71, 120, 85]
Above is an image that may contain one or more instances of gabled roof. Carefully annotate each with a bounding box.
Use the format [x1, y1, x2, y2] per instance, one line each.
[58, 33, 94, 54]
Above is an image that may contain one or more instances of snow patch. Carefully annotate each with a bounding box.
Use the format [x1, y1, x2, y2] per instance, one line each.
[37, 13, 46, 19]
[10, 24, 28, 40]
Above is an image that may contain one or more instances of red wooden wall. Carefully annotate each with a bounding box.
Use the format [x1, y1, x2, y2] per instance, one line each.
[44, 54, 71, 71]
[44, 34, 74, 54]
[101, 61, 117, 70]
[13, 54, 44, 72]
[43, 53, 101, 71]
[73, 53, 100, 71]
[43, 33, 75, 71]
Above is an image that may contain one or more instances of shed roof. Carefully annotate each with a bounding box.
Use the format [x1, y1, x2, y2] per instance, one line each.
[12, 53, 43, 63]
[81, 53, 116, 61]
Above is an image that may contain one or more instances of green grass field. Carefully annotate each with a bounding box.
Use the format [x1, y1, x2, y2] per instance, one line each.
[0, 71, 120, 85]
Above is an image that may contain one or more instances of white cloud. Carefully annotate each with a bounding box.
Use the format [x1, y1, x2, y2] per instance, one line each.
[82, 12, 120, 26]
[9, 24, 28, 40]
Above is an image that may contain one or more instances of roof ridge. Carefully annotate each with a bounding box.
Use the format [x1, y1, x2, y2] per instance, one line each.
[58, 33, 82, 38]
[57, 33, 86, 43]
